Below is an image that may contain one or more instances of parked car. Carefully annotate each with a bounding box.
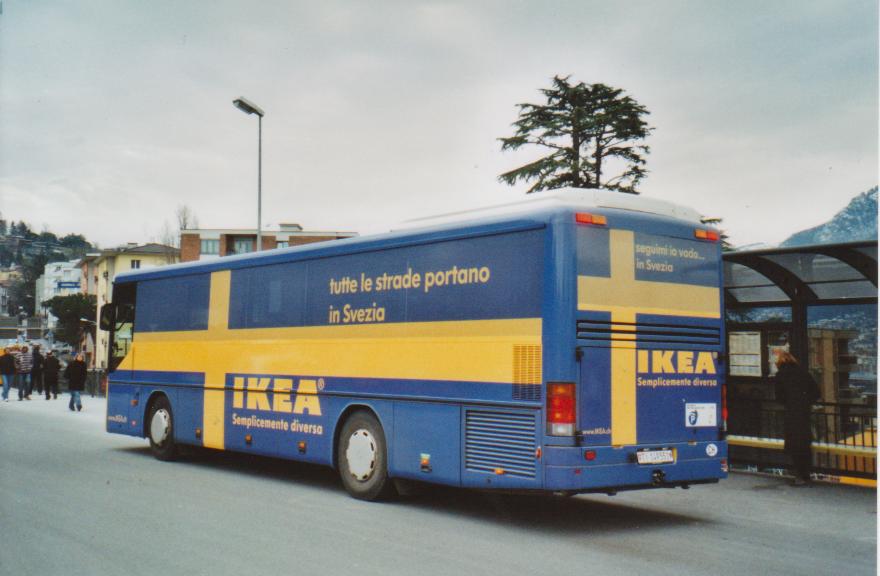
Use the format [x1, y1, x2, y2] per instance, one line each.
[54, 344, 73, 355]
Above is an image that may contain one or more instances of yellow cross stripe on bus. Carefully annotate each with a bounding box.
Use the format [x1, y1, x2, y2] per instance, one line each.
[118, 271, 544, 450]
[578, 229, 721, 446]
[203, 270, 231, 449]
[577, 231, 721, 319]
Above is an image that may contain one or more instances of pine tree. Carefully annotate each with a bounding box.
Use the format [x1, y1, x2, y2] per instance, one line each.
[499, 76, 652, 194]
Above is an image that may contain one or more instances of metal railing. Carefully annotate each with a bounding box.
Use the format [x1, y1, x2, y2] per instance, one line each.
[85, 368, 106, 397]
[727, 399, 877, 479]
[58, 368, 107, 398]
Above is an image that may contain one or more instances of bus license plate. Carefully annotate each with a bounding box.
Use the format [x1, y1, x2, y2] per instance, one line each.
[636, 449, 674, 465]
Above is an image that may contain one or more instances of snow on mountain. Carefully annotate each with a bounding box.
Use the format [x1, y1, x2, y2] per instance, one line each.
[781, 187, 878, 247]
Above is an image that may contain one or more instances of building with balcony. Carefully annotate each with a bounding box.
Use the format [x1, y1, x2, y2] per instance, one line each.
[179, 223, 356, 262]
[0, 281, 8, 317]
[35, 259, 83, 330]
[79, 243, 179, 369]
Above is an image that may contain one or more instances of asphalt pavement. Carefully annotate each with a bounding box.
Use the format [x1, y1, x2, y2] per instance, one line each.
[0, 394, 876, 576]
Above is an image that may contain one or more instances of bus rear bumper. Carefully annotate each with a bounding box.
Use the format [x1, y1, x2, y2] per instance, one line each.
[543, 441, 728, 492]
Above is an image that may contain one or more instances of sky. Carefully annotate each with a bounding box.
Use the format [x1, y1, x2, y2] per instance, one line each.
[0, 0, 877, 249]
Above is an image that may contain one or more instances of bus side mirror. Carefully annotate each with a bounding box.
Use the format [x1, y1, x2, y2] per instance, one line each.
[99, 304, 116, 331]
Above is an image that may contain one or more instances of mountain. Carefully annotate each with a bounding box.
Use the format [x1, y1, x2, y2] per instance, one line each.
[780, 187, 877, 247]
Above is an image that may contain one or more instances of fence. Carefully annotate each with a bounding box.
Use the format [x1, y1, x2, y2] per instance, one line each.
[727, 399, 877, 479]
[85, 368, 106, 397]
[55, 368, 106, 397]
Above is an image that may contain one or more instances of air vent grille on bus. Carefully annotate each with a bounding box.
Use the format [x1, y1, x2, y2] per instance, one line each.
[513, 345, 542, 401]
[576, 319, 720, 347]
[464, 410, 537, 478]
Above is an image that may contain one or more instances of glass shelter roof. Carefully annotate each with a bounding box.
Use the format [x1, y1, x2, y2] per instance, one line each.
[723, 241, 877, 306]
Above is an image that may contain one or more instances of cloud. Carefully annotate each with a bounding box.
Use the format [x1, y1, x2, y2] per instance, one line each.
[0, 1, 876, 249]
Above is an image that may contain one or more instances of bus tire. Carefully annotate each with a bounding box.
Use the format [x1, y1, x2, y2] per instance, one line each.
[337, 411, 396, 501]
[147, 395, 179, 462]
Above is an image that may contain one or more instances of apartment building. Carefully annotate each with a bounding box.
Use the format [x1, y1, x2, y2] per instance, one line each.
[79, 243, 179, 369]
[179, 223, 356, 262]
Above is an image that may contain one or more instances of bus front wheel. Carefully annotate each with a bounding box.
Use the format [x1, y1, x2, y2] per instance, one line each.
[148, 396, 179, 462]
[337, 411, 396, 501]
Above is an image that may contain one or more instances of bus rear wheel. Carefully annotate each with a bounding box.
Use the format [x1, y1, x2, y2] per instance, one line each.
[148, 396, 179, 461]
[337, 411, 396, 501]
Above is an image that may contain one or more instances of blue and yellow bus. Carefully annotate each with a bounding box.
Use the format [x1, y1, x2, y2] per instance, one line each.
[102, 188, 727, 500]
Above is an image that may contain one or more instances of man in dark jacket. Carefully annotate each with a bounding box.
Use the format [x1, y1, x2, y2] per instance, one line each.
[775, 351, 821, 485]
[64, 352, 87, 412]
[43, 351, 61, 400]
[32, 345, 44, 395]
[0, 348, 15, 402]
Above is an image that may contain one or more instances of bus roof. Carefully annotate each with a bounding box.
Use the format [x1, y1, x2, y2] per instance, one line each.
[396, 187, 702, 230]
[116, 187, 704, 283]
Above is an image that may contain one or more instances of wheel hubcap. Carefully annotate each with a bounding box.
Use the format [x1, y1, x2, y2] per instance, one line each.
[346, 429, 376, 481]
[150, 409, 171, 445]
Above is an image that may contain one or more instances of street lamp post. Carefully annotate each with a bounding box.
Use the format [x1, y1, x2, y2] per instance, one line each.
[232, 97, 265, 252]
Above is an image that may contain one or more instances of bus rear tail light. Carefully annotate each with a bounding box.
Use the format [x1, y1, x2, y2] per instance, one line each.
[694, 228, 720, 242]
[575, 213, 607, 226]
[547, 382, 576, 436]
[721, 384, 728, 424]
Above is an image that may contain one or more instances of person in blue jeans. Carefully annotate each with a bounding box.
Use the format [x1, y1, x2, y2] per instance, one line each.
[15, 345, 33, 400]
[0, 347, 15, 401]
[64, 353, 87, 412]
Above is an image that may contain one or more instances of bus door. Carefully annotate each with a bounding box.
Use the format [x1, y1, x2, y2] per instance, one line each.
[106, 283, 137, 432]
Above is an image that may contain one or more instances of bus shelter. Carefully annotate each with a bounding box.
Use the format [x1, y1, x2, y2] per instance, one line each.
[723, 240, 877, 482]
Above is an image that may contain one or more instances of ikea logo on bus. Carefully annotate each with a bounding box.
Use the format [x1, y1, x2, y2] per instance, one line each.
[231, 376, 322, 415]
[637, 350, 717, 375]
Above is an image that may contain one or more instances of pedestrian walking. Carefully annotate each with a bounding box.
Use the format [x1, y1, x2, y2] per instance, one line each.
[0, 347, 15, 402]
[32, 345, 44, 395]
[774, 351, 821, 486]
[8, 345, 21, 397]
[43, 351, 61, 400]
[64, 352, 87, 412]
[14, 345, 34, 400]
